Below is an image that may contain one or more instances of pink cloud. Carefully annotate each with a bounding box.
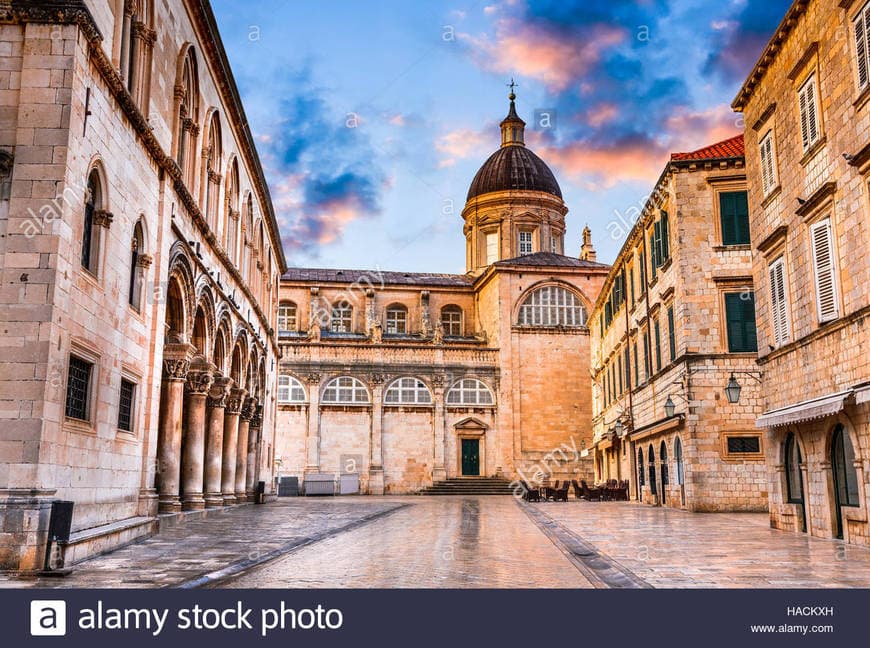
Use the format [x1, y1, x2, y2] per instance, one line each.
[538, 140, 667, 190]
[663, 104, 742, 151]
[586, 102, 619, 128]
[436, 128, 489, 168]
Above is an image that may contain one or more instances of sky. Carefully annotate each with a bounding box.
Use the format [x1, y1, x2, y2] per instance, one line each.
[210, 0, 792, 273]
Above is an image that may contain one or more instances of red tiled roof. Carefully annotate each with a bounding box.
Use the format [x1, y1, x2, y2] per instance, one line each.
[670, 134, 744, 161]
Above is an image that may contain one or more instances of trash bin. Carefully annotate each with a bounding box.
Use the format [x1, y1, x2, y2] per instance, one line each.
[43, 500, 74, 571]
[255, 480, 266, 504]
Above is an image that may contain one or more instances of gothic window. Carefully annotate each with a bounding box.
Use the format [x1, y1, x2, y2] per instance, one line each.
[119, 0, 153, 110]
[385, 303, 408, 334]
[638, 447, 645, 487]
[330, 304, 353, 333]
[322, 376, 369, 404]
[384, 377, 432, 405]
[176, 48, 199, 187]
[204, 112, 222, 231]
[81, 169, 102, 275]
[128, 220, 145, 311]
[225, 159, 240, 260]
[832, 424, 860, 508]
[648, 444, 657, 496]
[518, 286, 587, 327]
[674, 437, 684, 485]
[784, 433, 803, 503]
[441, 305, 463, 336]
[446, 378, 494, 406]
[660, 441, 669, 488]
[277, 375, 306, 403]
[278, 302, 297, 332]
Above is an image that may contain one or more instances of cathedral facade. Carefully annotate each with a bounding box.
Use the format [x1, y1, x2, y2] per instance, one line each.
[0, 1, 284, 571]
[275, 96, 609, 494]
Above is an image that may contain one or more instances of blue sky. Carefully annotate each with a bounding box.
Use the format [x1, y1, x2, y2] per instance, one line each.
[211, 0, 791, 272]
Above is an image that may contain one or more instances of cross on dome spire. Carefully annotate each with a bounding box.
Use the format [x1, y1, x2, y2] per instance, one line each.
[500, 79, 525, 147]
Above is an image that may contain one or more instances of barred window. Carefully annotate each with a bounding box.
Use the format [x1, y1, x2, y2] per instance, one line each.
[278, 302, 297, 332]
[118, 378, 135, 432]
[518, 286, 586, 327]
[441, 305, 463, 336]
[322, 376, 369, 404]
[446, 378, 494, 406]
[330, 304, 353, 333]
[277, 374, 306, 403]
[726, 435, 762, 455]
[65, 356, 93, 421]
[385, 304, 408, 334]
[384, 377, 432, 405]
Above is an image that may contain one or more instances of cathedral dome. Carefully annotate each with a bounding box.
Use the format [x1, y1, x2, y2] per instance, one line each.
[467, 145, 562, 201]
[466, 92, 562, 201]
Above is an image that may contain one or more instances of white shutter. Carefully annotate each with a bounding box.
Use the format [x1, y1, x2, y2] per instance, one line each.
[798, 85, 810, 150]
[810, 218, 839, 322]
[769, 257, 790, 347]
[759, 133, 776, 196]
[798, 77, 820, 151]
[759, 137, 770, 195]
[855, 9, 869, 90]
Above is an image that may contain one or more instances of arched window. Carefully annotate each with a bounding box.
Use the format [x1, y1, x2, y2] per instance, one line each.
[446, 378, 494, 406]
[278, 302, 297, 332]
[384, 377, 432, 405]
[441, 305, 463, 336]
[832, 424, 859, 508]
[638, 447, 645, 488]
[647, 444, 657, 496]
[81, 169, 103, 275]
[119, 0, 153, 109]
[277, 375, 306, 403]
[518, 286, 587, 327]
[224, 159, 240, 260]
[204, 112, 222, 230]
[674, 437, 684, 485]
[784, 433, 803, 503]
[385, 303, 408, 334]
[660, 441, 669, 488]
[330, 303, 353, 333]
[176, 48, 199, 187]
[322, 376, 369, 404]
[128, 220, 145, 310]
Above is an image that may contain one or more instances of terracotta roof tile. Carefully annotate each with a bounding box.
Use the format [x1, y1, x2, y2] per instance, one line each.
[670, 134, 744, 161]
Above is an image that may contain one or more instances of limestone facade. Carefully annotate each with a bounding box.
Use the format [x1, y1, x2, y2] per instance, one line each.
[275, 98, 609, 494]
[733, 0, 870, 544]
[589, 135, 769, 512]
[0, 0, 284, 571]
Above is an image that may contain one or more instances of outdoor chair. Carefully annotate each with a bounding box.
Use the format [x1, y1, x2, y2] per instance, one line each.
[553, 484, 569, 502]
[571, 480, 583, 500]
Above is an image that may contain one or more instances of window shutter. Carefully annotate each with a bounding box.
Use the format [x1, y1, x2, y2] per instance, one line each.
[725, 292, 758, 353]
[806, 79, 819, 145]
[759, 135, 775, 196]
[660, 211, 670, 260]
[857, 10, 869, 90]
[798, 84, 810, 150]
[735, 191, 750, 244]
[768, 258, 790, 346]
[810, 218, 839, 322]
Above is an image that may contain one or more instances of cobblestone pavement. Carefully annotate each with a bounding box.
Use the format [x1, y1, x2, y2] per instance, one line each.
[533, 501, 870, 588]
[0, 499, 405, 589]
[218, 496, 593, 588]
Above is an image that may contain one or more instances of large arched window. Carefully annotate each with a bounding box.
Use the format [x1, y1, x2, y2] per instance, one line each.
[518, 285, 587, 327]
[203, 112, 222, 231]
[660, 441, 669, 488]
[278, 301, 297, 332]
[674, 437, 684, 485]
[277, 375, 306, 403]
[832, 424, 859, 508]
[224, 158, 240, 261]
[175, 47, 199, 187]
[128, 220, 145, 311]
[81, 169, 103, 275]
[647, 444, 657, 496]
[322, 376, 369, 404]
[441, 305, 463, 336]
[784, 433, 803, 503]
[385, 303, 408, 334]
[446, 378, 494, 406]
[384, 377, 432, 405]
[119, 0, 153, 109]
[638, 447, 645, 488]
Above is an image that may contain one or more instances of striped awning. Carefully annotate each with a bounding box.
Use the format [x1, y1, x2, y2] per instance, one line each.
[756, 390, 852, 428]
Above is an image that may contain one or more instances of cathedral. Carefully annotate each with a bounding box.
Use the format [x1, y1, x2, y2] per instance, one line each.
[275, 93, 609, 494]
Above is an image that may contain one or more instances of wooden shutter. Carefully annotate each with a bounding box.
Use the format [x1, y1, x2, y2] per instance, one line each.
[725, 292, 758, 353]
[798, 77, 820, 150]
[810, 218, 839, 322]
[856, 8, 869, 90]
[759, 134, 776, 196]
[768, 258, 790, 346]
[660, 211, 670, 260]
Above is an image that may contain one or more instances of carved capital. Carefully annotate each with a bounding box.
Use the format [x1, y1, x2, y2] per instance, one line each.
[241, 396, 258, 421]
[92, 209, 113, 228]
[136, 253, 153, 269]
[226, 388, 247, 415]
[189, 122, 200, 137]
[431, 373, 446, 388]
[370, 373, 386, 385]
[174, 83, 186, 100]
[163, 357, 190, 382]
[185, 369, 214, 395]
[305, 373, 321, 385]
[207, 376, 233, 409]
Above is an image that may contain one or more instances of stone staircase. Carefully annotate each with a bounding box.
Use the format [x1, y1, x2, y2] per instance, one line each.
[417, 476, 515, 496]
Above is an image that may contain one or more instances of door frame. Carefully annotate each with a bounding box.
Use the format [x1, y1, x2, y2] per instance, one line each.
[454, 417, 487, 478]
[461, 438, 481, 476]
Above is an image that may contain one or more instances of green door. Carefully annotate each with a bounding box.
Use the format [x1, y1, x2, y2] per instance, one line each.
[461, 439, 479, 476]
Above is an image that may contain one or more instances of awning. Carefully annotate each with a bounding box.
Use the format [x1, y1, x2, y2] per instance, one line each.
[855, 383, 870, 405]
[756, 390, 852, 428]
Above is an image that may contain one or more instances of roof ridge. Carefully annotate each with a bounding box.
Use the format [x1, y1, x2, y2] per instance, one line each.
[670, 133, 744, 162]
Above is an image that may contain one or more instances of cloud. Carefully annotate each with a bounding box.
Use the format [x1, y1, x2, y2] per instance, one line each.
[436, 128, 490, 168]
[255, 71, 388, 256]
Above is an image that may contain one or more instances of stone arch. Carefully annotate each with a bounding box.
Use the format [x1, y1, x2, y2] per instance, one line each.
[229, 335, 247, 387]
[165, 246, 196, 342]
[513, 279, 590, 326]
[213, 310, 233, 376]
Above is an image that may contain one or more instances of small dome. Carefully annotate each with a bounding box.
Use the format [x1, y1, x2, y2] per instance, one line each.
[467, 145, 563, 201]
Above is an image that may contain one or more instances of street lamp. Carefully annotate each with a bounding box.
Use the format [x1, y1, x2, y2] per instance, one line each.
[615, 420, 625, 437]
[725, 373, 742, 404]
[664, 395, 676, 418]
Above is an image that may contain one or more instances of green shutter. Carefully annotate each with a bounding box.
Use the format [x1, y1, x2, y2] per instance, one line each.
[725, 292, 758, 352]
[667, 306, 676, 361]
[660, 211, 670, 261]
[720, 191, 750, 246]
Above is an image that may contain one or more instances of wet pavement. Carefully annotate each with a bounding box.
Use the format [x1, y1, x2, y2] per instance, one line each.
[4, 497, 870, 589]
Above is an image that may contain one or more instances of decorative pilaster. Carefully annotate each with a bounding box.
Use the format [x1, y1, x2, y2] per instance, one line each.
[235, 397, 257, 502]
[204, 376, 232, 508]
[245, 405, 263, 499]
[368, 373, 385, 495]
[432, 373, 447, 482]
[305, 373, 321, 472]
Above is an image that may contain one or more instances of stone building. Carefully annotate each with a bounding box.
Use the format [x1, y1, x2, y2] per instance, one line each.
[275, 94, 609, 494]
[589, 134, 769, 512]
[733, 0, 870, 544]
[0, 0, 285, 571]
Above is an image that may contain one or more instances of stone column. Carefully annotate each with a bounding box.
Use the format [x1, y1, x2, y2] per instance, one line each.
[221, 387, 246, 505]
[305, 374, 321, 472]
[157, 343, 194, 513]
[235, 397, 256, 502]
[368, 374, 385, 495]
[204, 377, 232, 508]
[432, 374, 447, 482]
[245, 405, 262, 499]
[181, 359, 214, 511]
